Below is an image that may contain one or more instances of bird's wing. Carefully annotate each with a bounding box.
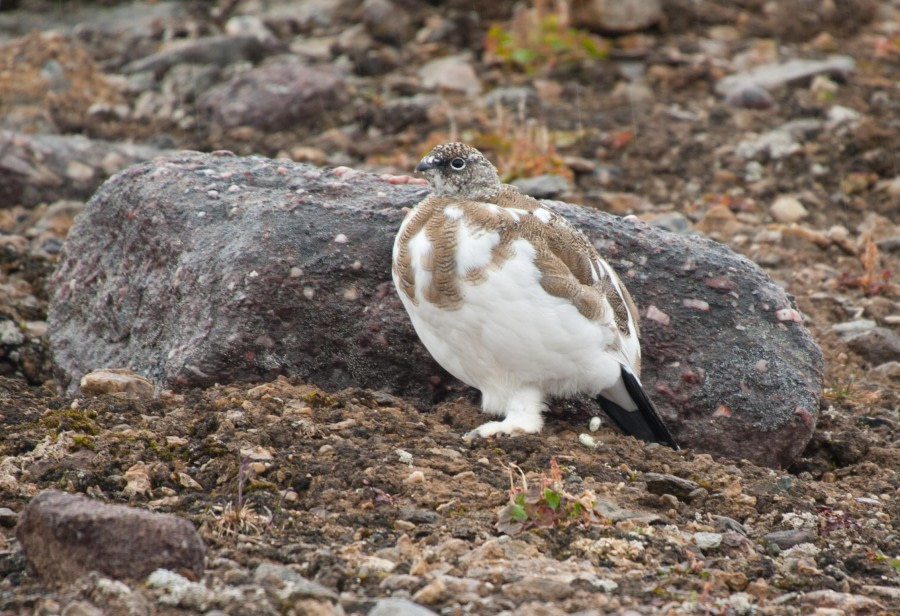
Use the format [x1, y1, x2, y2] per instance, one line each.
[492, 187, 642, 362]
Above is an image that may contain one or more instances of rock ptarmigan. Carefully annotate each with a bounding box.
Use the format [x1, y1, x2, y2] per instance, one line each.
[392, 142, 678, 448]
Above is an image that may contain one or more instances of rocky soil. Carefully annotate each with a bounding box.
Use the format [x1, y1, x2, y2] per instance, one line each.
[0, 0, 898, 614]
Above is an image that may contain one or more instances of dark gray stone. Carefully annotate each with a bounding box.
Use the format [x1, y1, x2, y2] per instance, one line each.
[48, 151, 824, 467]
[197, 60, 347, 131]
[762, 529, 815, 550]
[121, 35, 276, 75]
[642, 473, 700, 501]
[845, 327, 900, 366]
[511, 174, 572, 199]
[16, 490, 205, 583]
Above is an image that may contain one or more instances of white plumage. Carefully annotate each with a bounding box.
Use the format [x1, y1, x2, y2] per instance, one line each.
[392, 143, 678, 447]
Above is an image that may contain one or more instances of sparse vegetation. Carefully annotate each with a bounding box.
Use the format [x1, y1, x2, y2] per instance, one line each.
[484, 0, 610, 74]
[836, 236, 893, 296]
[497, 457, 606, 534]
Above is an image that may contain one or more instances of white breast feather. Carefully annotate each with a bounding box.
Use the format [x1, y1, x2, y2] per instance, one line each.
[407, 230, 433, 302]
[402, 236, 627, 406]
[455, 222, 500, 277]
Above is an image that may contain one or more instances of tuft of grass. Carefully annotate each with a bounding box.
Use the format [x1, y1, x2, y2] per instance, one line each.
[208, 455, 271, 537]
[822, 380, 881, 406]
[484, 0, 609, 74]
[497, 457, 606, 535]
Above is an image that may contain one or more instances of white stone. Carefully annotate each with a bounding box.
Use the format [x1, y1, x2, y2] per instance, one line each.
[770, 196, 808, 223]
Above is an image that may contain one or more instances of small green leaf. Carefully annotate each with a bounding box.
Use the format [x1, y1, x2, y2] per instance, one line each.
[509, 502, 528, 522]
[544, 488, 561, 510]
[512, 48, 537, 67]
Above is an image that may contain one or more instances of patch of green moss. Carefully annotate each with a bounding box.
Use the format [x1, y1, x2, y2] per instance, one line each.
[69, 434, 96, 451]
[39, 408, 100, 435]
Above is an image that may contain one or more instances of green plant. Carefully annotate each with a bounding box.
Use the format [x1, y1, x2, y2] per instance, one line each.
[484, 0, 609, 74]
[496, 458, 606, 534]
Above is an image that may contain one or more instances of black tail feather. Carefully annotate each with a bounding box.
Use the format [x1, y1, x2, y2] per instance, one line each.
[596, 367, 679, 450]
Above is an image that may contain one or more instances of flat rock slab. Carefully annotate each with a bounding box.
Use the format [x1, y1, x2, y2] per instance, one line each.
[16, 490, 205, 583]
[48, 152, 824, 467]
[0, 130, 168, 208]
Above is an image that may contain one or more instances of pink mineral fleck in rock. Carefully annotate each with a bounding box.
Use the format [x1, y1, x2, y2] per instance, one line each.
[775, 308, 803, 322]
[683, 298, 710, 311]
[645, 305, 671, 325]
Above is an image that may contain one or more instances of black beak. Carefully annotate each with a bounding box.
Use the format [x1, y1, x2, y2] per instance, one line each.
[415, 160, 435, 172]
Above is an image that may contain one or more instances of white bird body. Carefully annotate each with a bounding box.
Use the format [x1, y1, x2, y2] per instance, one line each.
[392, 143, 677, 446]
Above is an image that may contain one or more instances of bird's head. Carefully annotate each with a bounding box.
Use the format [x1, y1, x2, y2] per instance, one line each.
[415, 143, 501, 200]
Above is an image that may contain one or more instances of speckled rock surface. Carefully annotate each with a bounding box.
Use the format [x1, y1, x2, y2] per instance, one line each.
[16, 489, 205, 583]
[48, 152, 823, 467]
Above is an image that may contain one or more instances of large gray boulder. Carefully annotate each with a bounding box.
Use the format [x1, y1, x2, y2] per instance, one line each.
[48, 151, 824, 467]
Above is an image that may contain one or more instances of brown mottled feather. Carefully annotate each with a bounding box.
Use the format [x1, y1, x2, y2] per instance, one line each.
[395, 185, 636, 336]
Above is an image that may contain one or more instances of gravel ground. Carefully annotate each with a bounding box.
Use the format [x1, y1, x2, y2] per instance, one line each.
[0, 1, 898, 614]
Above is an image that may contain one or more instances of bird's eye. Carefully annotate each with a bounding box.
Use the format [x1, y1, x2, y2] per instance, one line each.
[449, 157, 466, 170]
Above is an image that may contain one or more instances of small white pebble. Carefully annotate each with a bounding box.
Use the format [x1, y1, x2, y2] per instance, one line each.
[589, 416, 602, 432]
[303, 287, 315, 300]
[289, 267, 303, 278]
[343, 287, 358, 301]
[248, 271, 259, 278]
[351, 260, 362, 270]
[227, 184, 241, 193]
[755, 359, 769, 372]
[196, 211, 206, 217]
[579, 433, 599, 449]
[207, 190, 219, 198]
[318, 444, 334, 454]
[334, 233, 349, 244]
[396, 449, 414, 465]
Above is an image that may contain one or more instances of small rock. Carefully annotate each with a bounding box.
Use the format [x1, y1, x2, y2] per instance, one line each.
[762, 529, 815, 549]
[254, 562, 338, 602]
[724, 83, 774, 109]
[715, 56, 855, 97]
[16, 490, 205, 583]
[362, 0, 414, 45]
[418, 55, 482, 96]
[845, 327, 900, 365]
[121, 35, 272, 75]
[798, 590, 884, 613]
[0, 320, 25, 346]
[368, 597, 438, 616]
[79, 368, 155, 399]
[224, 15, 280, 47]
[825, 105, 861, 129]
[571, 0, 663, 33]
[871, 361, 900, 380]
[769, 196, 808, 223]
[693, 532, 723, 550]
[593, 497, 660, 524]
[511, 174, 571, 199]
[0, 507, 18, 528]
[642, 473, 699, 501]
[831, 319, 876, 338]
[146, 569, 214, 611]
